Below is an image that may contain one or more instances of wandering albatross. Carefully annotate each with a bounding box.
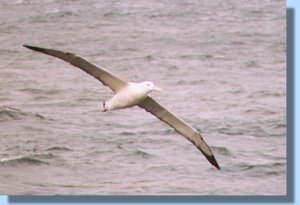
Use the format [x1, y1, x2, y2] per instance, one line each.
[24, 45, 220, 170]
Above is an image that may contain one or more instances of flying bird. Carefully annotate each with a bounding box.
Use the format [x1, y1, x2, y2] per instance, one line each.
[24, 45, 220, 170]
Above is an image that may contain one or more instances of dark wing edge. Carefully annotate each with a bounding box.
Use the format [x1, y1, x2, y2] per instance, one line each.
[138, 96, 220, 170]
[23, 45, 128, 93]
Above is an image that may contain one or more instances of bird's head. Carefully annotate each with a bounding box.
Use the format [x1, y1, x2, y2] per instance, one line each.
[142, 81, 162, 93]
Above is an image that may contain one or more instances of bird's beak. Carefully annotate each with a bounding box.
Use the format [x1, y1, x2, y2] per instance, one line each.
[153, 86, 163, 92]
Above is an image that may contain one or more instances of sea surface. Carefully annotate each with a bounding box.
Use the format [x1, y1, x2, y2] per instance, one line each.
[0, 0, 286, 195]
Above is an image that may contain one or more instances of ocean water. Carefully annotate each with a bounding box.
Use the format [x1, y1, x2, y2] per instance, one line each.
[0, 0, 286, 195]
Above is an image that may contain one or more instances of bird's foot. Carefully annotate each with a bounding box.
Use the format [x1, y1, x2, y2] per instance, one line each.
[102, 101, 107, 112]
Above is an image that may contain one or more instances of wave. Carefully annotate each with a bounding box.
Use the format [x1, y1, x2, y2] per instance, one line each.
[19, 87, 61, 95]
[218, 127, 244, 136]
[138, 129, 173, 136]
[245, 60, 261, 68]
[120, 131, 136, 136]
[217, 124, 269, 138]
[133, 150, 153, 158]
[211, 146, 233, 156]
[122, 148, 156, 159]
[176, 79, 206, 85]
[120, 129, 173, 137]
[237, 162, 286, 171]
[0, 156, 49, 167]
[46, 146, 72, 152]
[226, 161, 286, 176]
[248, 90, 285, 98]
[0, 106, 46, 122]
[144, 55, 154, 61]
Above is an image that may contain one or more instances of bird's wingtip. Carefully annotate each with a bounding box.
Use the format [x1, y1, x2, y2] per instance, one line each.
[23, 45, 57, 57]
[23, 44, 34, 49]
[23, 44, 42, 51]
[209, 155, 221, 170]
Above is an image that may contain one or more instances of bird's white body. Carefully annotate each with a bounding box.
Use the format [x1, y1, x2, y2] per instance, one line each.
[103, 81, 161, 111]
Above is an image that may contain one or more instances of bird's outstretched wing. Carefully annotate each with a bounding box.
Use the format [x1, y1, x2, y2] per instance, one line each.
[23, 45, 128, 93]
[138, 96, 220, 170]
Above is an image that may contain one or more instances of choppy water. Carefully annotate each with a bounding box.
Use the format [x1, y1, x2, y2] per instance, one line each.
[0, 0, 286, 195]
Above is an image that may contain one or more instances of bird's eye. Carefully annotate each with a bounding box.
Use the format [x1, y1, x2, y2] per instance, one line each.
[147, 84, 150, 87]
